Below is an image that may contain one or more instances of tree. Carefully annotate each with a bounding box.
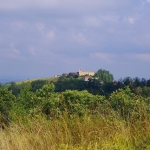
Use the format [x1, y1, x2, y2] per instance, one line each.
[147, 79, 150, 87]
[0, 88, 16, 126]
[142, 86, 150, 97]
[31, 80, 47, 92]
[68, 72, 78, 78]
[123, 77, 133, 86]
[133, 77, 141, 87]
[109, 86, 135, 118]
[58, 75, 67, 81]
[62, 90, 105, 116]
[8, 82, 20, 96]
[0, 83, 2, 88]
[94, 69, 114, 83]
[36, 83, 60, 117]
[18, 83, 37, 110]
[140, 78, 147, 87]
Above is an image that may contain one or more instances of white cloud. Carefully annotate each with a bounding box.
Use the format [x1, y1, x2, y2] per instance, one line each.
[0, 0, 57, 10]
[128, 17, 135, 24]
[47, 31, 55, 40]
[90, 52, 150, 64]
[29, 47, 37, 56]
[36, 23, 44, 31]
[0, 0, 130, 11]
[84, 16, 102, 27]
[90, 53, 116, 63]
[73, 32, 87, 44]
[131, 33, 150, 46]
[4, 43, 25, 60]
[129, 53, 150, 62]
[8, 49, 23, 60]
[13, 49, 20, 55]
[11, 21, 25, 28]
[100, 15, 119, 23]
[123, 16, 136, 25]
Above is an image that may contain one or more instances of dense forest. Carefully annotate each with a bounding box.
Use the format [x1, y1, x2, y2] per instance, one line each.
[0, 69, 150, 149]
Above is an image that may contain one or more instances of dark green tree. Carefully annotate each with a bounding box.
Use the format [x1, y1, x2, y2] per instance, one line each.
[31, 80, 47, 92]
[133, 77, 141, 87]
[94, 69, 114, 83]
[0, 83, 2, 88]
[8, 82, 20, 96]
[147, 79, 150, 87]
[0, 88, 16, 126]
[58, 75, 67, 81]
[140, 78, 147, 87]
[123, 77, 133, 87]
[142, 86, 150, 97]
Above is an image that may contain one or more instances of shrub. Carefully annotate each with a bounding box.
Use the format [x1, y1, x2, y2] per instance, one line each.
[0, 88, 16, 126]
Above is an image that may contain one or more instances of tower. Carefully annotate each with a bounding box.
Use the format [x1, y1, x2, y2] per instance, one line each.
[78, 68, 82, 76]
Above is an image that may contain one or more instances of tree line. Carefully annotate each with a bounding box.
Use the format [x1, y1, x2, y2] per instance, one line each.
[1, 69, 149, 98]
[4, 76, 150, 98]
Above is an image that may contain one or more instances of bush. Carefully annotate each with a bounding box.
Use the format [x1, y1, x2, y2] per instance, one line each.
[36, 83, 61, 118]
[62, 90, 105, 116]
[0, 88, 16, 126]
[109, 86, 135, 118]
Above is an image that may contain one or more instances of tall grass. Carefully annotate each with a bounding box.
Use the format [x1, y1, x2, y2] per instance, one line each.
[1, 109, 150, 150]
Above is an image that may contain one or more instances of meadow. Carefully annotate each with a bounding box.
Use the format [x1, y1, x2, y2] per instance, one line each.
[0, 81, 150, 150]
[1, 110, 150, 150]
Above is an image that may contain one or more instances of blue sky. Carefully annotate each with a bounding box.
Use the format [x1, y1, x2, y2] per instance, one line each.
[0, 0, 150, 80]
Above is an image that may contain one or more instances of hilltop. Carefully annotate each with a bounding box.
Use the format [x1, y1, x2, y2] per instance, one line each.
[16, 77, 59, 84]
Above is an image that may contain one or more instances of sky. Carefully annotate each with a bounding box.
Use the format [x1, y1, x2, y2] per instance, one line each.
[0, 0, 150, 81]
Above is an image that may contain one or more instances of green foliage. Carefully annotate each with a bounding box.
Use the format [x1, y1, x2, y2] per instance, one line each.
[1, 73, 150, 149]
[123, 77, 133, 86]
[12, 83, 40, 118]
[94, 69, 114, 83]
[147, 79, 150, 87]
[8, 82, 27, 96]
[8, 82, 20, 96]
[1, 73, 150, 125]
[134, 86, 150, 97]
[55, 78, 88, 92]
[142, 86, 150, 97]
[0, 88, 16, 114]
[36, 83, 60, 117]
[0, 88, 16, 126]
[67, 72, 78, 78]
[0, 83, 2, 88]
[19, 83, 34, 108]
[62, 90, 105, 116]
[58, 75, 67, 81]
[109, 86, 135, 118]
[36, 83, 55, 98]
[134, 86, 143, 96]
[30, 80, 47, 92]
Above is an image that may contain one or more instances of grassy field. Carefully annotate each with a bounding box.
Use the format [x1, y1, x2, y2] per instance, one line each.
[0, 111, 150, 150]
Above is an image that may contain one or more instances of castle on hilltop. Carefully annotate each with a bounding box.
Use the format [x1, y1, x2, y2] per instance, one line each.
[55, 68, 96, 78]
[78, 68, 95, 76]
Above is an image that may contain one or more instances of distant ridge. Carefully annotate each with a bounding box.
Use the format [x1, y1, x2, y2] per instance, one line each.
[0, 78, 25, 84]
